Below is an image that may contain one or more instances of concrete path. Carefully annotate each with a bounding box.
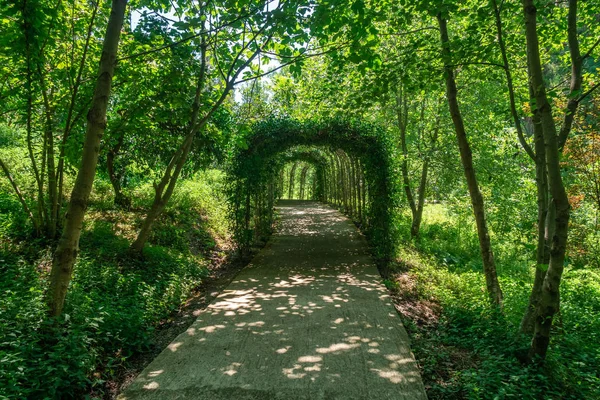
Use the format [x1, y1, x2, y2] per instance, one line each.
[119, 201, 426, 400]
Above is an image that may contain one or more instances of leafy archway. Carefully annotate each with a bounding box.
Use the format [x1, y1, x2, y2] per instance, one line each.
[228, 118, 397, 259]
[279, 147, 329, 201]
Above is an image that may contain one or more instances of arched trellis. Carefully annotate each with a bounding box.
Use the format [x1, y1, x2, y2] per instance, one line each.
[278, 147, 329, 201]
[228, 118, 396, 259]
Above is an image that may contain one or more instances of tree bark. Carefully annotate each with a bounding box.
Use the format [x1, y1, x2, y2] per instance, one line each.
[130, 34, 217, 253]
[22, 2, 45, 234]
[412, 159, 428, 237]
[437, 14, 503, 307]
[106, 129, 131, 208]
[522, 0, 572, 360]
[520, 108, 550, 333]
[46, 0, 128, 317]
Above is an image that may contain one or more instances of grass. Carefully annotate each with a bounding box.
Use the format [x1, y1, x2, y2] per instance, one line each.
[0, 170, 230, 399]
[390, 204, 600, 399]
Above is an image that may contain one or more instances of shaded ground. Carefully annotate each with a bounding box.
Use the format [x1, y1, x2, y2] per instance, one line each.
[118, 200, 426, 399]
[101, 252, 247, 399]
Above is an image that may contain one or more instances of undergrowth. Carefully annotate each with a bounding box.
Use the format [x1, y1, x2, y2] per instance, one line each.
[0, 170, 229, 399]
[392, 204, 600, 399]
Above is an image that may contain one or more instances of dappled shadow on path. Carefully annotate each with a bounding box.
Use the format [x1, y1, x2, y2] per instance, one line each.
[119, 201, 425, 400]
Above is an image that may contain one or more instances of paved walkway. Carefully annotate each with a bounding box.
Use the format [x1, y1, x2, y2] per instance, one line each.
[119, 201, 426, 399]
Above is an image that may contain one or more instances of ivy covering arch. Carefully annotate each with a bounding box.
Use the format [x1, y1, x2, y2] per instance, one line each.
[228, 118, 397, 259]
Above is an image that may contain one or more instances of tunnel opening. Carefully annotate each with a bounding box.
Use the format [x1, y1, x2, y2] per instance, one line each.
[228, 119, 396, 260]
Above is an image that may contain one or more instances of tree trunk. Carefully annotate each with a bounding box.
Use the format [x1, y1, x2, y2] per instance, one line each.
[396, 92, 419, 234]
[333, 152, 341, 206]
[288, 162, 297, 199]
[106, 130, 131, 208]
[56, 2, 99, 226]
[411, 159, 428, 237]
[299, 165, 308, 200]
[361, 159, 367, 224]
[130, 133, 194, 253]
[0, 157, 39, 232]
[356, 157, 362, 224]
[46, 0, 128, 317]
[131, 33, 238, 253]
[39, 73, 59, 237]
[350, 155, 357, 217]
[522, 0, 572, 360]
[492, 0, 548, 331]
[492, 0, 536, 161]
[520, 109, 550, 334]
[22, 2, 44, 235]
[437, 14, 503, 307]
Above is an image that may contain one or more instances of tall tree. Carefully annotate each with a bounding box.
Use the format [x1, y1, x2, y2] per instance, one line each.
[437, 13, 503, 307]
[46, 0, 128, 317]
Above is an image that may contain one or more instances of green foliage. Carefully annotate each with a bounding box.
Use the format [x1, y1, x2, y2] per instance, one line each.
[228, 118, 397, 258]
[0, 171, 227, 399]
[0, 0, 599, 397]
[395, 206, 600, 399]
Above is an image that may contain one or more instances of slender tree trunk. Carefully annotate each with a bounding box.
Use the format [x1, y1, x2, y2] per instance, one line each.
[131, 133, 194, 252]
[558, 0, 583, 151]
[361, 160, 367, 224]
[492, 0, 536, 160]
[0, 157, 39, 232]
[22, 2, 43, 234]
[412, 159, 428, 237]
[438, 14, 503, 307]
[356, 157, 362, 224]
[39, 76, 58, 237]
[299, 165, 308, 200]
[106, 130, 131, 208]
[396, 92, 419, 232]
[523, 0, 572, 360]
[520, 110, 550, 333]
[46, 0, 128, 317]
[492, 0, 548, 330]
[350, 155, 357, 217]
[288, 162, 297, 199]
[131, 32, 238, 253]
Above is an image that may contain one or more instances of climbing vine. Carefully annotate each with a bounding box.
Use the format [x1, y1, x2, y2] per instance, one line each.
[228, 118, 397, 259]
